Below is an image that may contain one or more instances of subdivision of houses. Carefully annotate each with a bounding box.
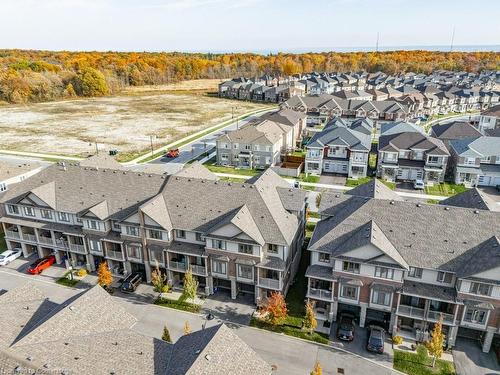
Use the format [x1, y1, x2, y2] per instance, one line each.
[304, 118, 371, 177]
[0, 162, 306, 304]
[377, 130, 449, 184]
[449, 136, 500, 187]
[306, 180, 500, 353]
[0, 283, 272, 374]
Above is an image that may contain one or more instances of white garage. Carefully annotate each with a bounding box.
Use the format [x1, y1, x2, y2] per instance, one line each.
[478, 175, 500, 187]
[323, 161, 348, 174]
[396, 168, 423, 181]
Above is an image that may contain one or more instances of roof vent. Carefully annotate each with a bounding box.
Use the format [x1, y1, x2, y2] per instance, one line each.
[205, 354, 212, 361]
[473, 210, 480, 214]
[444, 207, 450, 210]
[26, 357, 32, 362]
[69, 306, 75, 311]
[74, 357, 79, 360]
[195, 349, 201, 354]
[390, 201, 395, 205]
[416, 203, 421, 207]
[138, 173, 142, 176]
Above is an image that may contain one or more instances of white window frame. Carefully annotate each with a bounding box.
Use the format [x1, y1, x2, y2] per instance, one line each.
[125, 225, 139, 237]
[24, 206, 35, 217]
[437, 271, 453, 283]
[41, 209, 53, 220]
[212, 260, 227, 275]
[7, 204, 20, 215]
[175, 229, 186, 239]
[58, 212, 70, 222]
[408, 267, 423, 278]
[341, 285, 358, 300]
[237, 264, 253, 279]
[371, 290, 391, 306]
[375, 266, 394, 280]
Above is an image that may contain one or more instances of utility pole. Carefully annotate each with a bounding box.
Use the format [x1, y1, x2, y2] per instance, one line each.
[376, 31, 380, 52]
[150, 135, 154, 157]
[451, 26, 456, 52]
[95, 141, 98, 155]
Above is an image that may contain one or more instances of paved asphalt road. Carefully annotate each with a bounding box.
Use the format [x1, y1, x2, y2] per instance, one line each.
[128, 113, 265, 175]
[0, 266, 400, 375]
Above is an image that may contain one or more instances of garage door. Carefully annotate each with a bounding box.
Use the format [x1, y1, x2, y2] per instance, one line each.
[323, 162, 348, 174]
[478, 175, 491, 186]
[494, 177, 500, 186]
[396, 169, 409, 180]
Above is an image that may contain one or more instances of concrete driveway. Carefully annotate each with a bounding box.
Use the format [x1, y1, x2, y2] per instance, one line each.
[319, 174, 347, 186]
[329, 322, 394, 369]
[453, 338, 500, 375]
[201, 289, 256, 325]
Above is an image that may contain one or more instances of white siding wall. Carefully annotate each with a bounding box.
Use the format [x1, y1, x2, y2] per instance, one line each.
[458, 279, 500, 300]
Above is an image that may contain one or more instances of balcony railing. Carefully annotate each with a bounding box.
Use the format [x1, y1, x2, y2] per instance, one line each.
[38, 236, 54, 245]
[307, 288, 334, 301]
[397, 304, 425, 319]
[21, 233, 36, 242]
[190, 264, 207, 276]
[427, 310, 455, 325]
[106, 250, 124, 261]
[170, 261, 187, 271]
[5, 230, 20, 239]
[149, 250, 165, 266]
[55, 239, 69, 249]
[258, 277, 281, 290]
[127, 251, 142, 261]
[69, 243, 86, 254]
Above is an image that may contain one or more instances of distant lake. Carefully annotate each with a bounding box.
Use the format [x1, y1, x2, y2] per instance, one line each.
[191, 45, 500, 54]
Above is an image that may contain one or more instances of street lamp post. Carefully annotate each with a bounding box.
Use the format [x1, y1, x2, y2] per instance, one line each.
[202, 312, 215, 330]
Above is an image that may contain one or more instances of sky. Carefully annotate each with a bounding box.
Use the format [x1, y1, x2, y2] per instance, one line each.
[2, 0, 499, 53]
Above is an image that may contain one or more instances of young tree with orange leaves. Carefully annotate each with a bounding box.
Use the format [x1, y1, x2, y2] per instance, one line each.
[97, 261, 113, 288]
[263, 292, 288, 326]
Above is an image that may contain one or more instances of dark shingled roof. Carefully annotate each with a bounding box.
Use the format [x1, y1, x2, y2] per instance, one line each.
[401, 280, 457, 302]
[431, 121, 482, 140]
[345, 179, 403, 201]
[440, 188, 500, 212]
[315, 193, 500, 272]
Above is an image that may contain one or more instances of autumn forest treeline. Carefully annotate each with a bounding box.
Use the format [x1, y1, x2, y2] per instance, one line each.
[0, 49, 499, 104]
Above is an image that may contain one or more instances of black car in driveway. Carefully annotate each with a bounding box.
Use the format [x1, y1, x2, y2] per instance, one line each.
[336, 313, 355, 341]
[120, 273, 142, 293]
[366, 325, 385, 354]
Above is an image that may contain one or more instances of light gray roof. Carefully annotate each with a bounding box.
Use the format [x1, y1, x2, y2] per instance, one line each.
[160, 169, 299, 246]
[440, 188, 499, 212]
[78, 153, 124, 170]
[0, 161, 43, 182]
[450, 136, 500, 157]
[345, 179, 403, 201]
[316, 193, 500, 271]
[0, 164, 167, 221]
[481, 103, 500, 117]
[0, 284, 270, 375]
[168, 324, 271, 375]
[175, 162, 218, 181]
[305, 264, 336, 281]
[307, 120, 371, 151]
[380, 121, 424, 136]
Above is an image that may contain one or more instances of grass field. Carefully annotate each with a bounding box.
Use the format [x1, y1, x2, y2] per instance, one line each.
[394, 350, 455, 375]
[425, 183, 467, 196]
[0, 81, 268, 159]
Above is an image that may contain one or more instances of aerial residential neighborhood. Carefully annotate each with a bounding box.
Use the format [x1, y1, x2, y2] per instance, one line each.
[0, 1, 499, 375]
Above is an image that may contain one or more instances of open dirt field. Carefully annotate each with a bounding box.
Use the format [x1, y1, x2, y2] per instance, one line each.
[0, 91, 267, 160]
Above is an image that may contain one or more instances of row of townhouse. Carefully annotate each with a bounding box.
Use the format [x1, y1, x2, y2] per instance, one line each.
[216, 108, 307, 169]
[281, 95, 410, 125]
[219, 71, 499, 116]
[220, 70, 498, 101]
[304, 118, 372, 178]
[0, 162, 307, 304]
[306, 179, 500, 353]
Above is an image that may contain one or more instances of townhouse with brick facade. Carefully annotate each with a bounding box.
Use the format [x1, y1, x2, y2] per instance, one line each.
[0, 162, 306, 304]
[305, 180, 500, 353]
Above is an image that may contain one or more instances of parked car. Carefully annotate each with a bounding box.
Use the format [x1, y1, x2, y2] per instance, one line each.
[121, 272, 143, 293]
[336, 313, 355, 341]
[165, 149, 179, 158]
[27, 255, 56, 274]
[366, 326, 385, 353]
[0, 248, 22, 266]
[413, 179, 425, 190]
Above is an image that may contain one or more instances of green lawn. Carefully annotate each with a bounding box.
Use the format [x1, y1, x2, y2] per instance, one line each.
[204, 159, 259, 176]
[0, 228, 7, 253]
[346, 176, 373, 187]
[345, 177, 395, 190]
[425, 183, 467, 197]
[394, 350, 456, 375]
[298, 174, 320, 184]
[155, 296, 201, 313]
[56, 272, 79, 288]
[289, 150, 306, 158]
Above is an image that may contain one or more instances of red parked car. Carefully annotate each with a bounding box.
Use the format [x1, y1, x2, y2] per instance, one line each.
[27, 255, 56, 274]
[165, 149, 179, 158]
